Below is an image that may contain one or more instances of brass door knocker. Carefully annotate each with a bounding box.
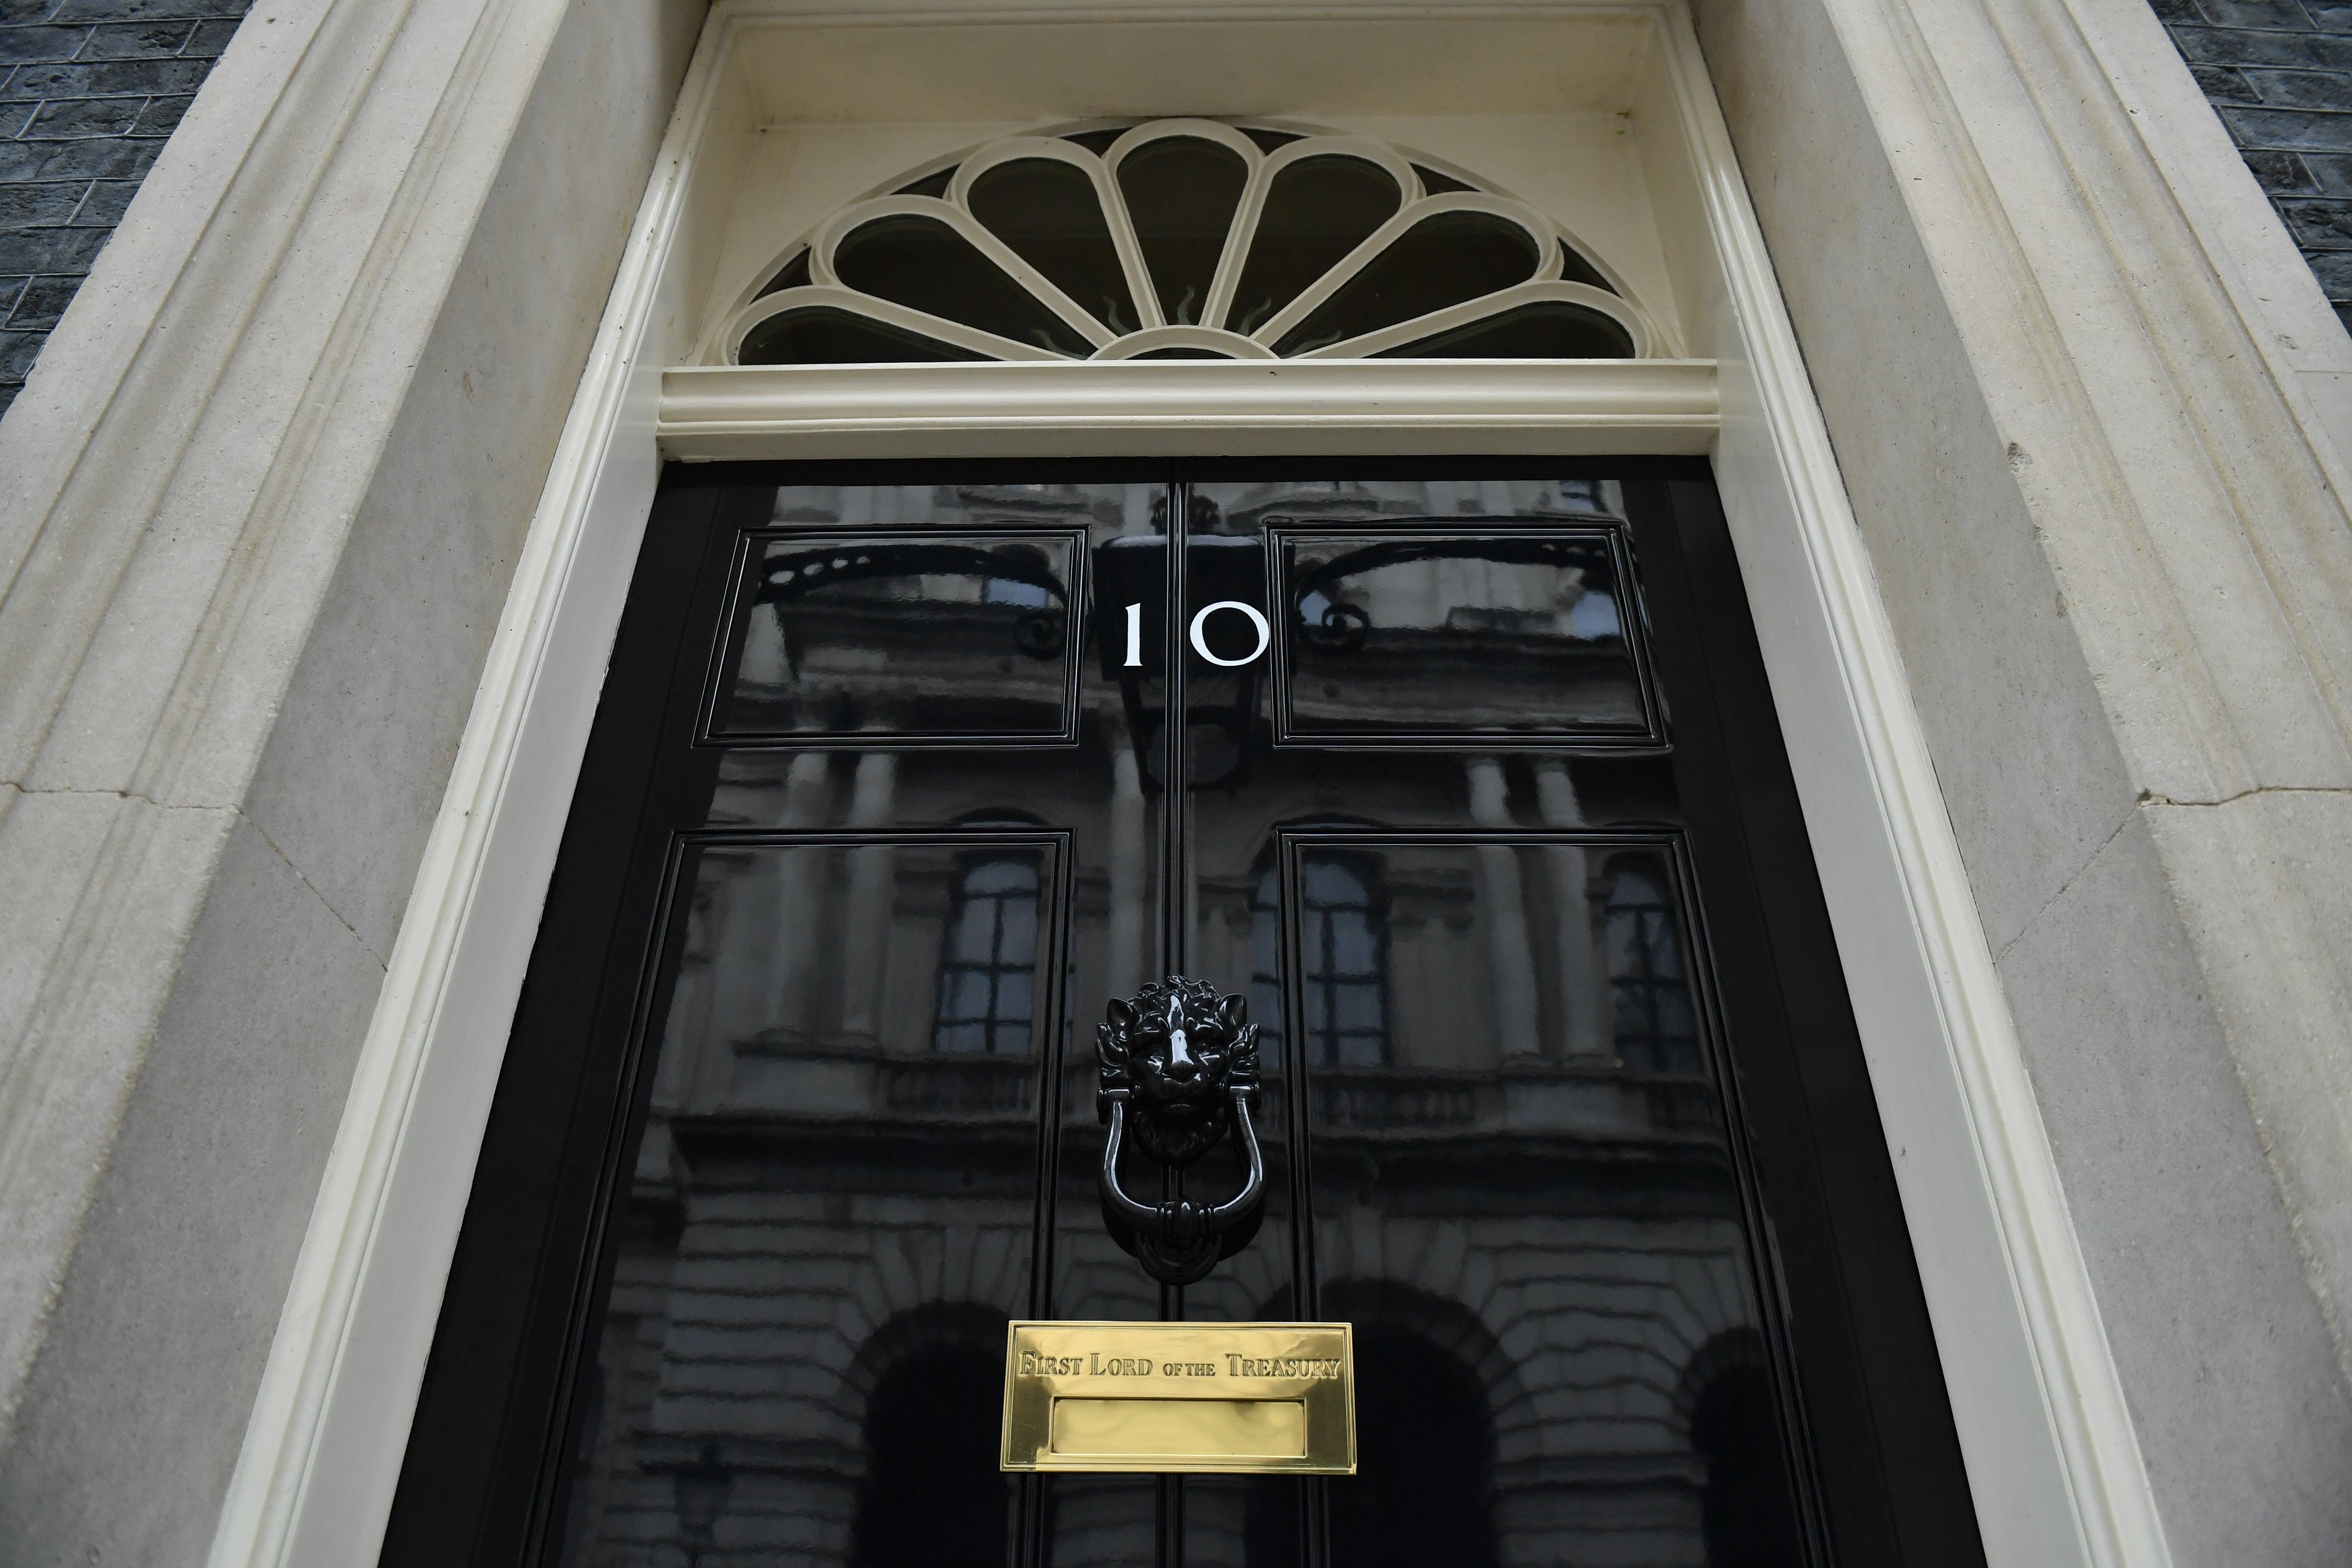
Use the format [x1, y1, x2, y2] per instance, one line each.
[1096, 977, 1268, 1285]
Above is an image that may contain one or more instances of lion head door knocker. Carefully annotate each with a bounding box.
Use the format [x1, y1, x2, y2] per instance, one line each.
[1096, 976, 1268, 1286]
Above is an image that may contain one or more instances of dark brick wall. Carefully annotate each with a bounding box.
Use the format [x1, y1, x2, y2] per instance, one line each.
[2153, 0, 2352, 333]
[0, 0, 248, 417]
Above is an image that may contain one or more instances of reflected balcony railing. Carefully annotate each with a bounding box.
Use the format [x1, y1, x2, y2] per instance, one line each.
[880, 1052, 1038, 1116]
[1307, 1060, 1723, 1139]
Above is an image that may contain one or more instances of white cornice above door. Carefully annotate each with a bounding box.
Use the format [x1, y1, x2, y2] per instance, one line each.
[657, 359, 1720, 459]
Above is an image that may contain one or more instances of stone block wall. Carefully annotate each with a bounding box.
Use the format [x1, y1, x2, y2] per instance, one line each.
[2153, 0, 2352, 332]
[0, 0, 248, 417]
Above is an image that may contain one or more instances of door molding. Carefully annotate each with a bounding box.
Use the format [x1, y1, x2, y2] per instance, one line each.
[210, 5, 2167, 1566]
[657, 359, 1720, 459]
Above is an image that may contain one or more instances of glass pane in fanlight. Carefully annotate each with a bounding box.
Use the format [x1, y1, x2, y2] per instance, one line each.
[1271, 210, 1542, 354]
[967, 158, 1139, 334]
[1116, 136, 1250, 326]
[753, 248, 812, 299]
[738, 306, 985, 365]
[1558, 240, 1619, 296]
[1411, 163, 1478, 196]
[1376, 299, 1636, 359]
[833, 214, 1093, 356]
[895, 166, 956, 199]
[1228, 155, 1402, 336]
[1241, 127, 1305, 154]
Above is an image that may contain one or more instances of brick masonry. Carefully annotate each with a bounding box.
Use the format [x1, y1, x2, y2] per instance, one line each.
[2152, 0, 2352, 333]
[0, 0, 248, 417]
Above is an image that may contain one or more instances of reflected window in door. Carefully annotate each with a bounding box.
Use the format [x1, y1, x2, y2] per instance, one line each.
[1603, 853, 1700, 1073]
[983, 573, 1051, 607]
[1256, 853, 1391, 1066]
[934, 856, 1040, 1053]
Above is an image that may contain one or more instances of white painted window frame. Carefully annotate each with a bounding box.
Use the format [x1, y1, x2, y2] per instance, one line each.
[710, 117, 1660, 365]
[207, 5, 2171, 1567]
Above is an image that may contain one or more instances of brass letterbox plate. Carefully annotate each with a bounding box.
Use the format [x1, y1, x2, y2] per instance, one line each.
[1001, 1321, 1356, 1474]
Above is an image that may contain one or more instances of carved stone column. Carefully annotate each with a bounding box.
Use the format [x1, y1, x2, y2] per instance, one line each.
[1535, 759, 1610, 1060]
[1466, 757, 1540, 1060]
[836, 751, 899, 1047]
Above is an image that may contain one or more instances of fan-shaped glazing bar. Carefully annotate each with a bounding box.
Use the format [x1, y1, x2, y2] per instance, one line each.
[1295, 280, 1648, 359]
[721, 284, 1069, 364]
[1104, 120, 1263, 328]
[708, 120, 1666, 365]
[1104, 117, 1266, 166]
[950, 136, 1162, 335]
[1248, 193, 1559, 351]
[1203, 135, 1420, 333]
[1088, 326, 1277, 360]
[810, 196, 1113, 352]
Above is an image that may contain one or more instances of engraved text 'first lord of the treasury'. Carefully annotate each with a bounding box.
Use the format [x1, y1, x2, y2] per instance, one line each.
[1017, 1350, 1345, 1379]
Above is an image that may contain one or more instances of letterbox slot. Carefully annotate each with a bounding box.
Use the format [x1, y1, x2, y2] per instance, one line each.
[1049, 1397, 1308, 1460]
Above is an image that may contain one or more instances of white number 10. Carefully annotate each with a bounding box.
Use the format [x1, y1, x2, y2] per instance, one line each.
[1122, 599, 1271, 668]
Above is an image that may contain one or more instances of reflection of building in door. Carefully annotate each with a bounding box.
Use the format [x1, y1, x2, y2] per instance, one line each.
[1251, 849, 1391, 1068]
[934, 855, 1042, 1055]
[567, 828, 1788, 1560]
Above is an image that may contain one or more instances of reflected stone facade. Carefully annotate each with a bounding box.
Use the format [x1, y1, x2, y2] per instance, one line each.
[555, 481, 1793, 1568]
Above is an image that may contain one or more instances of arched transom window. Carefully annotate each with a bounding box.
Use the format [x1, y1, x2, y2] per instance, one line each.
[715, 120, 1655, 365]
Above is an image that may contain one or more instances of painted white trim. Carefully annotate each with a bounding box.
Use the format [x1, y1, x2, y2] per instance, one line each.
[656, 358, 1719, 458]
[213, 4, 2168, 1565]
[202, 13, 732, 1568]
[1089, 324, 1277, 358]
[1644, 12, 2167, 1564]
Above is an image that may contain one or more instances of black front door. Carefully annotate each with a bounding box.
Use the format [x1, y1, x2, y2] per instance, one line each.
[385, 463, 1983, 1568]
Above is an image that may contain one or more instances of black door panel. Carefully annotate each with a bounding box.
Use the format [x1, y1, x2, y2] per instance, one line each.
[383, 463, 1982, 1568]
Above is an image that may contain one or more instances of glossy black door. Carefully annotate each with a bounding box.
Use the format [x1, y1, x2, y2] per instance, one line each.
[383, 463, 1983, 1568]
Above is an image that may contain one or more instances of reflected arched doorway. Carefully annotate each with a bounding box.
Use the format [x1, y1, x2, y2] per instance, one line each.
[1680, 1329, 1805, 1567]
[1299, 1282, 1502, 1568]
[849, 1303, 1011, 1568]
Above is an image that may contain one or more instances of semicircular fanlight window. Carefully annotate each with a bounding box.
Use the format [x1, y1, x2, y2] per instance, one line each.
[722, 120, 1653, 365]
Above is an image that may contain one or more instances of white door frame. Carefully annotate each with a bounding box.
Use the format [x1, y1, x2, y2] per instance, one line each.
[207, 5, 2168, 1565]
